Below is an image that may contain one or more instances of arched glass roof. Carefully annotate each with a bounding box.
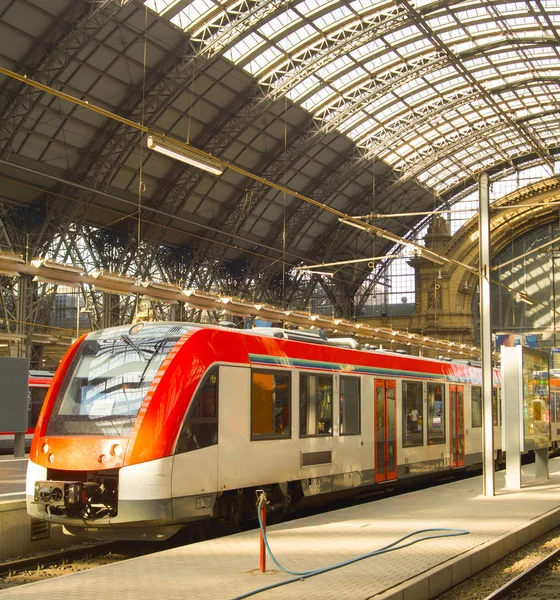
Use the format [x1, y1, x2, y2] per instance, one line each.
[146, 0, 560, 195]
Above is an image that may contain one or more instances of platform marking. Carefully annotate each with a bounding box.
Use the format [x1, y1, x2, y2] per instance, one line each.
[0, 492, 24, 497]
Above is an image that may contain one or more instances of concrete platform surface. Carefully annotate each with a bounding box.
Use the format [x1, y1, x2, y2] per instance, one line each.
[0, 457, 26, 501]
[2, 459, 560, 600]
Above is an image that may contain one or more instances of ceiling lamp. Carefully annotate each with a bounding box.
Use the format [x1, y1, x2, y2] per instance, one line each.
[147, 134, 223, 176]
[516, 292, 534, 306]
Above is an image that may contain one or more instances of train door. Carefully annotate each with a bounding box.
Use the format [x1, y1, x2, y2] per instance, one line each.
[449, 384, 465, 468]
[374, 379, 397, 482]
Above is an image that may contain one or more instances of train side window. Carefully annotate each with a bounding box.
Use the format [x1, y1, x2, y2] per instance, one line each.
[251, 370, 291, 440]
[30, 388, 49, 427]
[427, 383, 445, 445]
[402, 380, 423, 447]
[471, 385, 482, 428]
[554, 392, 560, 423]
[300, 374, 333, 437]
[176, 367, 219, 453]
[492, 388, 499, 426]
[340, 376, 360, 435]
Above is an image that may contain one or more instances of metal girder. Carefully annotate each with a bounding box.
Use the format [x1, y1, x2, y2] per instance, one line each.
[398, 0, 553, 173]
[0, 0, 120, 160]
[258, 4, 410, 101]
[192, 0, 286, 59]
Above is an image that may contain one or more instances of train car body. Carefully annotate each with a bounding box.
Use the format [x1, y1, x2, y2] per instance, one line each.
[27, 322, 502, 540]
[549, 373, 560, 448]
[0, 370, 54, 453]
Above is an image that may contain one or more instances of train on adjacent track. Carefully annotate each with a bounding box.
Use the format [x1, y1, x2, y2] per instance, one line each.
[26, 321, 514, 540]
[0, 370, 54, 453]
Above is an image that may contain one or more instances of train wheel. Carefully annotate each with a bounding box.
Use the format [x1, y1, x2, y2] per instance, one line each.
[226, 495, 244, 533]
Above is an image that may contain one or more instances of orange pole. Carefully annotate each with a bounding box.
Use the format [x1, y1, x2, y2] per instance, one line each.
[259, 503, 267, 573]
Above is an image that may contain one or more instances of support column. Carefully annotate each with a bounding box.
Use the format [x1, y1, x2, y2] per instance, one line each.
[479, 173, 495, 496]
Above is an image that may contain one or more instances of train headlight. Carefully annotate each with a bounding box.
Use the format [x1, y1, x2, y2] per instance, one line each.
[98, 454, 108, 465]
[110, 444, 123, 457]
[41, 443, 49, 454]
[48, 453, 55, 463]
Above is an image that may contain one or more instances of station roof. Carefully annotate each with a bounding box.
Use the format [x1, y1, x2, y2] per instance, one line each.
[0, 0, 558, 293]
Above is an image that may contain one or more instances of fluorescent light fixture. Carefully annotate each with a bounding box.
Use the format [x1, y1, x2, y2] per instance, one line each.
[516, 292, 534, 305]
[299, 269, 334, 277]
[0, 252, 24, 264]
[91, 270, 136, 285]
[41, 259, 83, 274]
[33, 275, 79, 288]
[338, 217, 370, 232]
[147, 134, 223, 176]
[93, 283, 135, 296]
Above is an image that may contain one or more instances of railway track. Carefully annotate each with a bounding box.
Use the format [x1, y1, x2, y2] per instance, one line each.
[0, 521, 225, 590]
[483, 547, 560, 600]
[436, 525, 560, 600]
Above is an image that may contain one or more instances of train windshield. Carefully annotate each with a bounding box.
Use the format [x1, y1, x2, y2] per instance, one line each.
[47, 332, 181, 437]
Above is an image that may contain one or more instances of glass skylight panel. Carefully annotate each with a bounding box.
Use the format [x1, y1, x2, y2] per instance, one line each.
[259, 9, 300, 38]
[301, 86, 336, 111]
[330, 66, 366, 90]
[385, 25, 418, 45]
[340, 112, 369, 134]
[315, 56, 353, 80]
[144, 0, 181, 15]
[348, 117, 377, 140]
[245, 46, 284, 76]
[406, 87, 432, 105]
[287, 75, 321, 101]
[225, 32, 265, 63]
[171, 0, 215, 31]
[284, 23, 317, 48]
[313, 6, 353, 30]
[455, 6, 489, 25]
[297, 0, 329, 14]
[426, 12, 455, 30]
[349, 37, 387, 61]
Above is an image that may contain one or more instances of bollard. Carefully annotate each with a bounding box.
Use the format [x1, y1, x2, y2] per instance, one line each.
[255, 490, 269, 573]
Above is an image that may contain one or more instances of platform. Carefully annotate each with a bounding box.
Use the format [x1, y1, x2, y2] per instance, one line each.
[2, 459, 560, 600]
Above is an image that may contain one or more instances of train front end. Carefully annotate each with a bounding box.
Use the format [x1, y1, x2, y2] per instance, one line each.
[26, 322, 190, 541]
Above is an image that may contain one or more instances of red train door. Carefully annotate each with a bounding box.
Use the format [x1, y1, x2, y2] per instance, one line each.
[374, 379, 397, 482]
[450, 384, 465, 468]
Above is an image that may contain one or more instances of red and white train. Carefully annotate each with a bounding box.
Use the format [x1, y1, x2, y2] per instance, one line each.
[0, 370, 54, 453]
[27, 322, 503, 541]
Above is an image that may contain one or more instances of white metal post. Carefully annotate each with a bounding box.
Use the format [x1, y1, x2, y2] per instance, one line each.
[479, 172, 495, 496]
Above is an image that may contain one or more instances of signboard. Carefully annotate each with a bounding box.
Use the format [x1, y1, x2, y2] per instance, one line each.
[502, 346, 550, 452]
[0, 356, 30, 432]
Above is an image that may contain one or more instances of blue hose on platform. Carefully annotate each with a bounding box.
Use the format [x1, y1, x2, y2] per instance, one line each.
[230, 505, 469, 600]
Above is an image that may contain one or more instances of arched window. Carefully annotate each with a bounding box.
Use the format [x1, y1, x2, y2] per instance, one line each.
[176, 367, 219, 453]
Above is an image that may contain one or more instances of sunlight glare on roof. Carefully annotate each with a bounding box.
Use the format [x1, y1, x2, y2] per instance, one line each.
[286, 75, 321, 101]
[302, 86, 335, 111]
[171, 0, 216, 31]
[259, 9, 300, 38]
[144, 0, 181, 15]
[246, 46, 284, 76]
[285, 23, 317, 48]
[314, 5, 353, 29]
[225, 32, 266, 63]
[315, 56, 353, 80]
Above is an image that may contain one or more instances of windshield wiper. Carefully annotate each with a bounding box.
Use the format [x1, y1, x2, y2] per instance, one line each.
[120, 334, 154, 360]
[139, 339, 166, 384]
